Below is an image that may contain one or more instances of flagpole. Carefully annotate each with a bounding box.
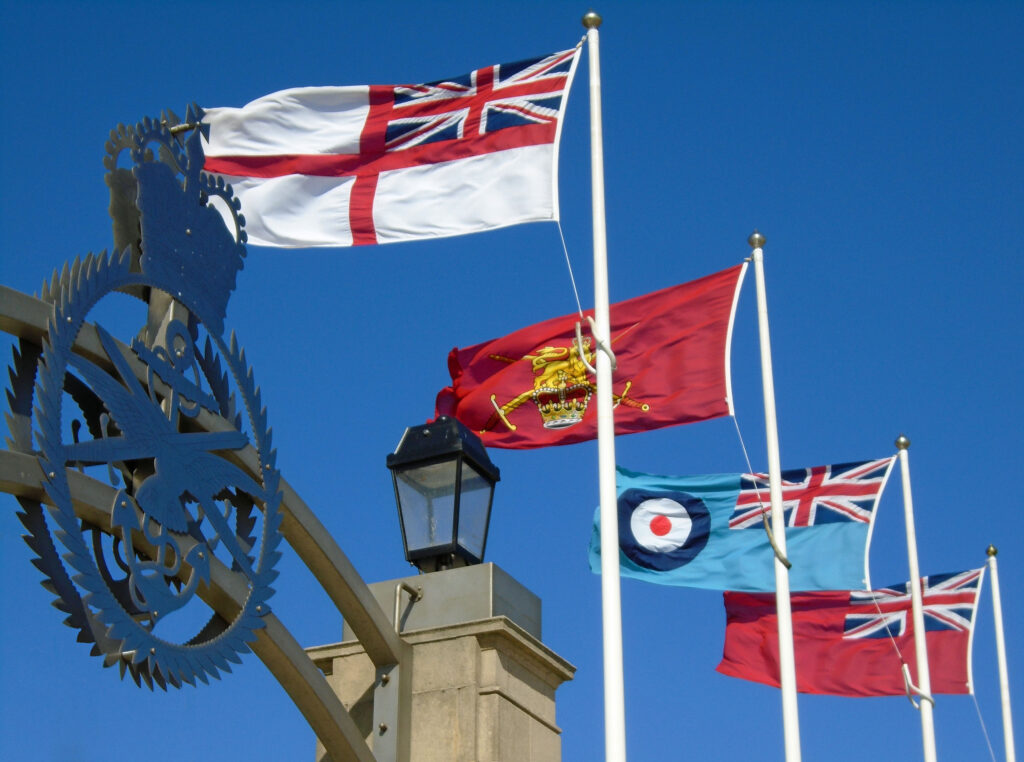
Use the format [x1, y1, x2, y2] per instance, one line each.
[895, 435, 937, 762]
[582, 11, 627, 762]
[986, 545, 1017, 762]
[749, 232, 802, 762]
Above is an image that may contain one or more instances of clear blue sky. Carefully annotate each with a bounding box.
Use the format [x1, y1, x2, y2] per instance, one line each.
[1, 1, 1022, 760]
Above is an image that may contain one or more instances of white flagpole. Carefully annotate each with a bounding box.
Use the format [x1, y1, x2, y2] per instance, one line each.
[895, 435, 937, 762]
[749, 232, 802, 762]
[986, 545, 1017, 762]
[582, 11, 627, 762]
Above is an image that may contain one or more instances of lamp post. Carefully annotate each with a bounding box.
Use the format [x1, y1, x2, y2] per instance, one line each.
[308, 416, 572, 762]
[387, 416, 500, 573]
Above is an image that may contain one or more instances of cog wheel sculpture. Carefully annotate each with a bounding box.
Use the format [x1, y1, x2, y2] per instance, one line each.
[7, 106, 282, 689]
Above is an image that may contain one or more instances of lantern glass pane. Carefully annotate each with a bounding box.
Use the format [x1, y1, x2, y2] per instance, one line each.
[456, 461, 493, 560]
[395, 460, 457, 553]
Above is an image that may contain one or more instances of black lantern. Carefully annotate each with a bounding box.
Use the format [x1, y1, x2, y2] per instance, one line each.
[387, 416, 500, 573]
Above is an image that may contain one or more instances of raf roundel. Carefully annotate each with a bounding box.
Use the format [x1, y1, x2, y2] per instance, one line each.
[618, 488, 711, 571]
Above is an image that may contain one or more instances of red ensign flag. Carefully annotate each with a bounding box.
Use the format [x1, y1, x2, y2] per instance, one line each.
[435, 264, 747, 449]
[716, 569, 985, 696]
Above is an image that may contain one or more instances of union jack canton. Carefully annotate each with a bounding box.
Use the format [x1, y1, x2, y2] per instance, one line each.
[729, 457, 896, 530]
[844, 568, 985, 640]
[386, 49, 579, 151]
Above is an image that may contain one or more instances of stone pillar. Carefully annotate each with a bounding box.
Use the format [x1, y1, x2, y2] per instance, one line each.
[307, 563, 575, 762]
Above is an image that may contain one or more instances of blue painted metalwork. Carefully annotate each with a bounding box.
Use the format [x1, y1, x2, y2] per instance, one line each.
[7, 107, 283, 689]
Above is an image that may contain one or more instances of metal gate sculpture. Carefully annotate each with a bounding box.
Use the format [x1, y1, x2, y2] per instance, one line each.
[1, 108, 409, 762]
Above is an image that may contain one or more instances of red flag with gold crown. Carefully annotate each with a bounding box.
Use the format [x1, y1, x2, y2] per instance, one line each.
[435, 263, 747, 449]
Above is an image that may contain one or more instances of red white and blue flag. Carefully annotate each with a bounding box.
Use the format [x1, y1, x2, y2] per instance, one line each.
[717, 568, 986, 696]
[729, 457, 896, 530]
[202, 48, 581, 248]
[590, 458, 893, 592]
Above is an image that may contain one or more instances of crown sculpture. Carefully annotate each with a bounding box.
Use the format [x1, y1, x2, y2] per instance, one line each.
[6, 106, 283, 689]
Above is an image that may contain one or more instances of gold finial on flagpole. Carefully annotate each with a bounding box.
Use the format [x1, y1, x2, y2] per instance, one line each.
[748, 230, 765, 249]
[582, 10, 602, 28]
[987, 544, 998, 556]
[895, 434, 911, 450]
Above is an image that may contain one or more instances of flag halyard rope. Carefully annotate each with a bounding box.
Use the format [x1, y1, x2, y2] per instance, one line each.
[972, 691, 999, 762]
[731, 413, 792, 568]
[557, 220, 585, 320]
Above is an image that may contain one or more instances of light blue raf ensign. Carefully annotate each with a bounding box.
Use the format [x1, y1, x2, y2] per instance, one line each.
[589, 459, 895, 592]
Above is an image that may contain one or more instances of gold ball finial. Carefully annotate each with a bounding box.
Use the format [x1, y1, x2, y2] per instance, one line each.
[987, 545, 998, 557]
[748, 230, 765, 249]
[582, 10, 602, 28]
[895, 434, 911, 450]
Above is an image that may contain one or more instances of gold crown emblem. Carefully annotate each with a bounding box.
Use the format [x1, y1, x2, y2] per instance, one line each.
[483, 334, 650, 436]
[533, 379, 593, 429]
